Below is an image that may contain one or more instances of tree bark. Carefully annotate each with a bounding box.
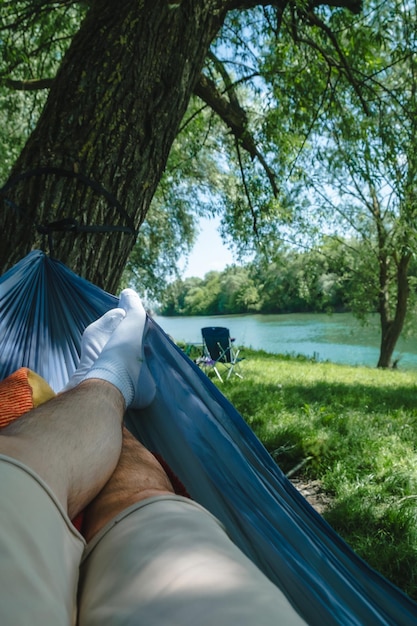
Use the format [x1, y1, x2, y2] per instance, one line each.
[0, 0, 227, 292]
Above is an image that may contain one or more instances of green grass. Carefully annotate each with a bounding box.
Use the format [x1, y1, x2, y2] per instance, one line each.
[208, 348, 417, 601]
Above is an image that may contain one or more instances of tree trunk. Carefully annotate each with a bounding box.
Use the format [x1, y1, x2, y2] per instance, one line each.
[0, 0, 227, 292]
[377, 253, 411, 368]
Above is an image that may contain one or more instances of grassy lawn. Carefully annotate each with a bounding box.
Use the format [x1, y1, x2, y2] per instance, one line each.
[206, 348, 417, 602]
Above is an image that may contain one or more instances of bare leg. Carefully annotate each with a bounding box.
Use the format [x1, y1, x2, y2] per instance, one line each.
[82, 427, 174, 542]
[0, 379, 124, 519]
[0, 291, 154, 625]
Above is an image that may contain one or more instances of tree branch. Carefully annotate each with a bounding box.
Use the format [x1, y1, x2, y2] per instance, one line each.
[226, 0, 362, 14]
[194, 72, 279, 197]
[235, 138, 260, 238]
[4, 77, 54, 91]
[302, 11, 370, 114]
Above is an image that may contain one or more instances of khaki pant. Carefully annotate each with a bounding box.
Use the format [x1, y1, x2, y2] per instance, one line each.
[0, 456, 84, 626]
[0, 456, 307, 626]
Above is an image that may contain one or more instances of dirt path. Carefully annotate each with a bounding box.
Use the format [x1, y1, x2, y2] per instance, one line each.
[290, 477, 332, 515]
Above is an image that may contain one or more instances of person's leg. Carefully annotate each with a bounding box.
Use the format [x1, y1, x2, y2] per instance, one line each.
[0, 380, 124, 626]
[0, 289, 151, 625]
[0, 288, 151, 519]
[0, 456, 85, 626]
[78, 431, 307, 626]
[0, 379, 124, 519]
[81, 427, 175, 541]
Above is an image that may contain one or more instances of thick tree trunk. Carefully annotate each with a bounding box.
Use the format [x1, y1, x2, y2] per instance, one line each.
[377, 254, 410, 368]
[0, 0, 227, 292]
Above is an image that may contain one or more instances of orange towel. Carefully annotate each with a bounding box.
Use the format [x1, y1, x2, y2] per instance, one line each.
[0, 367, 56, 428]
[0, 368, 36, 427]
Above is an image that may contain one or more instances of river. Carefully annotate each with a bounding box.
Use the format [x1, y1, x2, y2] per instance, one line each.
[154, 312, 417, 370]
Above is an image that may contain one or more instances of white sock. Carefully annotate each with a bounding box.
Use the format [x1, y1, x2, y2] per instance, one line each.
[65, 290, 156, 409]
[63, 308, 126, 392]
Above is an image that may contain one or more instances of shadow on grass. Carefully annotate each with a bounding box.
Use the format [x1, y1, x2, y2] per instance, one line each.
[223, 376, 417, 473]
[219, 375, 417, 600]
[225, 377, 417, 415]
[283, 380, 417, 412]
[325, 494, 417, 601]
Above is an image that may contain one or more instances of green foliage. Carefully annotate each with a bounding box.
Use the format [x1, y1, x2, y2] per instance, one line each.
[119, 93, 243, 295]
[158, 234, 398, 316]
[158, 265, 262, 315]
[3, 0, 417, 363]
[218, 350, 417, 599]
[0, 1, 85, 180]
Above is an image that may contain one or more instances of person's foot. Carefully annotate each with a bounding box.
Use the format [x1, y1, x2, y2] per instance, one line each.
[66, 290, 156, 409]
[81, 428, 174, 542]
[63, 308, 125, 391]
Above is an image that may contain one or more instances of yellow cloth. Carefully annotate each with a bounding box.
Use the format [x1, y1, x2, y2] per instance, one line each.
[27, 368, 56, 407]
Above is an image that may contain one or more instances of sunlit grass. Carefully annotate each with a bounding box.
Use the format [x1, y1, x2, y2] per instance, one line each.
[210, 348, 417, 601]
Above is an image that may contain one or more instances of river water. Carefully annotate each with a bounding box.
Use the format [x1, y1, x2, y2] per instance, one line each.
[154, 312, 417, 370]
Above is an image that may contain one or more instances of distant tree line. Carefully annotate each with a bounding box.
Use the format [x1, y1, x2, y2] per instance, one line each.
[157, 237, 417, 320]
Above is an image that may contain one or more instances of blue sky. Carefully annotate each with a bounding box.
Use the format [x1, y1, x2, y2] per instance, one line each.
[179, 216, 236, 278]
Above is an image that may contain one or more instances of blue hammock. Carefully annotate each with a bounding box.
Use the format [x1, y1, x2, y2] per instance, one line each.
[1, 250, 416, 625]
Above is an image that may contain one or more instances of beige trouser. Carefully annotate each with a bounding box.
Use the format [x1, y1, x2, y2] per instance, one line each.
[0, 455, 307, 626]
[0, 455, 85, 626]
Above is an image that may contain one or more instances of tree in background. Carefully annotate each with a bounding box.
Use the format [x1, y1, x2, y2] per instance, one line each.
[120, 99, 229, 298]
[302, 0, 417, 367]
[157, 240, 375, 316]
[220, 265, 261, 313]
[232, 0, 417, 368]
[158, 265, 260, 315]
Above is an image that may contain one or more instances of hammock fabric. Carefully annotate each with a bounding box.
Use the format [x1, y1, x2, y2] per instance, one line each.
[0, 250, 416, 625]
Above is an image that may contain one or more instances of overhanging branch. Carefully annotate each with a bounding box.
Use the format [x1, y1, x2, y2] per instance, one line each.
[4, 77, 54, 91]
[226, 0, 361, 13]
[303, 11, 370, 114]
[194, 72, 279, 197]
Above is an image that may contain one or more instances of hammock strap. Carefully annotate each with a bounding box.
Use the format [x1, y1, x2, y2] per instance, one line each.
[0, 166, 138, 255]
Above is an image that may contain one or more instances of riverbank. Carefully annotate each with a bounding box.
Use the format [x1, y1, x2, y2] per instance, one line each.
[212, 349, 417, 601]
[155, 312, 417, 370]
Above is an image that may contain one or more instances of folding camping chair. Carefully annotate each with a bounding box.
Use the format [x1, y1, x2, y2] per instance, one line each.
[199, 327, 244, 382]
